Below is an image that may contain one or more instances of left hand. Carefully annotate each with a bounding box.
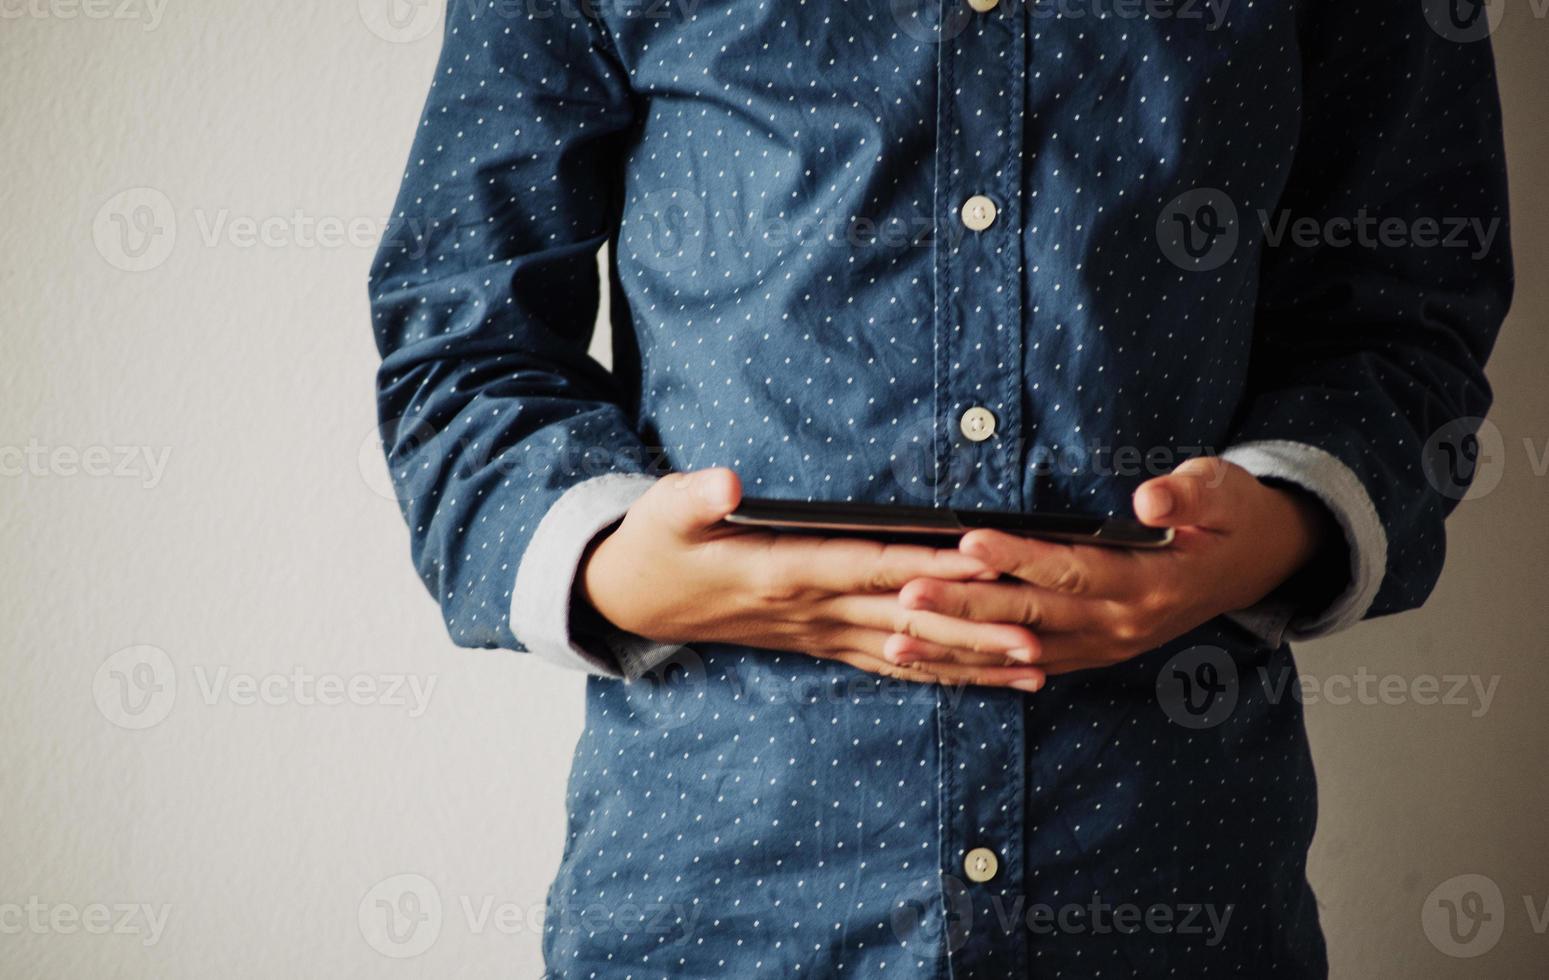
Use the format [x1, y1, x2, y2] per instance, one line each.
[884, 457, 1336, 687]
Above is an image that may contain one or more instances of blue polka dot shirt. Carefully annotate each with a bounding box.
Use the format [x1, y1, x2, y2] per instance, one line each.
[368, 0, 1512, 974]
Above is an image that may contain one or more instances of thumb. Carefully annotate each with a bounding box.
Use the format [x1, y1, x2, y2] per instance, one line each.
[649, 467, 743, 539]
[1133, 456, 1234, 530]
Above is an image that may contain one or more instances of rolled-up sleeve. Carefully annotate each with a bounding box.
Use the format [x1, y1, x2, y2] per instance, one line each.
[512, 472, 684, 679]
[367, 2, 659, 677]
[1223, 0, 1513, 642]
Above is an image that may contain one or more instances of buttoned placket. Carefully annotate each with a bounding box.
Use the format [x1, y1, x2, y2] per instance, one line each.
[931, 0, 1030, 973]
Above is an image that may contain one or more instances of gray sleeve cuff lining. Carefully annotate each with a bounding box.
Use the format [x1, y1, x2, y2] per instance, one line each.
[509, 472, 669, 679]
[1220, 439, 1388, 647]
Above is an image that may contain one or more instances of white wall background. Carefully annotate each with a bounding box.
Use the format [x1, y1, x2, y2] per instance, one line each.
[1, 2, 1545, 977]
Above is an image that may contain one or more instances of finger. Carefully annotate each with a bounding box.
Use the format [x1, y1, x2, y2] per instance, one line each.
[888, 656, 1048, 692]
[881, 632, 1033, 668]
[815, 630, 1002, 672]
[1023, 634, 1146, 676]
[649, 468, 743, 538]
[813, 625, 895, 661]
[827, 594, 1040, 662]
[898, 578, 1101, 633]
[1134, 456, 1238, 531]
[785, 536, 994, 592]
[822, 645, 1047, 692]
[814, 627, 1031, 668]
[958, 529, 1145, 599]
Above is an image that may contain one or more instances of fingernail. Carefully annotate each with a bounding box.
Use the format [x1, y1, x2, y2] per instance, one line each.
[1144, 486, 1173, 519]
[1010, 677, 1044, 693]
[1007, 647, 1037, 664]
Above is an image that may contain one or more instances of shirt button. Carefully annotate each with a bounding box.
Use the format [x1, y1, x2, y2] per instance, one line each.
[964, 847, 999, 883]
[960, 194, 998, 232]
[967, 0, 999, 11]
[960, 406, 997, 442]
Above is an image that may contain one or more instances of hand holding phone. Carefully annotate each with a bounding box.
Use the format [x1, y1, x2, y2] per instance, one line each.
[579, 469, 1051, 688]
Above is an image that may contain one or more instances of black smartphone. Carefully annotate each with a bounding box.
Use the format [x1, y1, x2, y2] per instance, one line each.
[722, 497, 1173, 549]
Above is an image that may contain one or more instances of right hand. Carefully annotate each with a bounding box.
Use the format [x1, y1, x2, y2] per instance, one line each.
[579, 468, 1048, 690]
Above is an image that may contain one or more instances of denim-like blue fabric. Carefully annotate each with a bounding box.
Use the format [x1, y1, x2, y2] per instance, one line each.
[368, 0, 1511, 974]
